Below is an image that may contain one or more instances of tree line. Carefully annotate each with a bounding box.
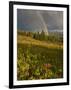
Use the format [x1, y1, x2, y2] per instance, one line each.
[18, 30, 63, 43]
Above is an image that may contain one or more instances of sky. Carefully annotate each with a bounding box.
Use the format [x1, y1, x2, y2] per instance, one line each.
[17, 9, 63, 32]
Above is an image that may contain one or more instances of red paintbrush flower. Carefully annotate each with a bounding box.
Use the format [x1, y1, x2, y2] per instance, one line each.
[44, 63, 52, 69]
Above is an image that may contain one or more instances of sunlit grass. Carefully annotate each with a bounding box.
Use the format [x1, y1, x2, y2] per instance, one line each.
[17, 35, 63, 49]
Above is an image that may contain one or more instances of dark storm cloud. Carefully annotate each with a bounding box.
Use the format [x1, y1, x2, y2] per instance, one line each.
[41, 11, 63, 30]
[17, 9, 63, 32]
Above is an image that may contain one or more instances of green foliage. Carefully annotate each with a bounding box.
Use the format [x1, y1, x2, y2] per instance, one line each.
[17, 44, 63, 80]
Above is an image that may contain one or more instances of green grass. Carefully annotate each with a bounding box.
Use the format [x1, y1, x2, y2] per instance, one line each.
[17, 35, 63, 80]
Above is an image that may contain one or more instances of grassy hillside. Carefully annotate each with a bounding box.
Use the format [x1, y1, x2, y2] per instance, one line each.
[17, 31, 63, 80]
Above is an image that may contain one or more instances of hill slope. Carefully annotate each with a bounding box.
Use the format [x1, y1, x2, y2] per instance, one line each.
[17, 35, 63, 49]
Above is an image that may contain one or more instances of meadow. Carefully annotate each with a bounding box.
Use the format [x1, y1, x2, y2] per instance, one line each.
[17, 31, 63, 80]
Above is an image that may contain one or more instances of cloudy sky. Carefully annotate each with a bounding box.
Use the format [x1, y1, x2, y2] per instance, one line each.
[17, 9, 63, 32]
